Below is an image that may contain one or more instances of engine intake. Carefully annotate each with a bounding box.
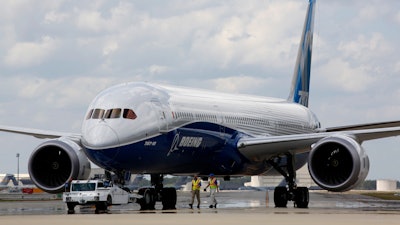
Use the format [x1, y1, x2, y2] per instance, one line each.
[308, 134, 369, 192]
[28, 138, 91, 193]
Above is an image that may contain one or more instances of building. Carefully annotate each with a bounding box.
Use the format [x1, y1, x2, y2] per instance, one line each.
[244, 164, 316, 188]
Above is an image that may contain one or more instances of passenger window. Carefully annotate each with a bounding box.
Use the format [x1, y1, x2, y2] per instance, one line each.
[92, 109, 105, 119]
[123, 109, 137, 120]
[105, 108, 121, 119]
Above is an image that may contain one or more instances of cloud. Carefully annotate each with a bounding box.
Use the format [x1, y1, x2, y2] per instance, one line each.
[102, 41, 119, 56]
[75, 10, 105, 32]
[395, 61, 400, 73]
[4, 36, 57, 67]
[188, 1, 304, 70]
[396, 11, 400, 24]
[149, 64, 169, 75]
[208, 75, 271, 94]
[74, 2, 135, 33]
[316, 58, 376, 92]
[357, 3, 390, 21]
[338, 33, 391, 63]
[5, 76, 117, 108]
[43, 11, 69, 24]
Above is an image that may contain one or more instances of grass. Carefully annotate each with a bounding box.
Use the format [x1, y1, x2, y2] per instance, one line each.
[360, 192, 400, 200]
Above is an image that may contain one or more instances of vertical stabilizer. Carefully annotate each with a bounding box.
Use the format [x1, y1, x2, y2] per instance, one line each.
[287, 0, 316, 107]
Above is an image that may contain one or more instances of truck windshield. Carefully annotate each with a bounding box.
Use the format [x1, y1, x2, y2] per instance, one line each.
[71, 183, 96, 191]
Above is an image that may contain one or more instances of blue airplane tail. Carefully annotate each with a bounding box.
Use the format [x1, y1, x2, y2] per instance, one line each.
[287, 0, 316, 107]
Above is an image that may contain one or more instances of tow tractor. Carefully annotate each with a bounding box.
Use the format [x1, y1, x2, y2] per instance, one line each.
[62, 179, 139, 214]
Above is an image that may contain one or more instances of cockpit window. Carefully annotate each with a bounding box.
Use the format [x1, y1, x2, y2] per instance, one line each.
[86, 108, 136, 120]
[86, 109, 93, 120]
[105, 108, 122, 119]
[92, 108, 105, 119]
[123, 109, 137, 120]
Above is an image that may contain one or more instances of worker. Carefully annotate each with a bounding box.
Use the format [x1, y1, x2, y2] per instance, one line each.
[64, 178, 73, 192]
[204, 173, 219, 208]
[189, 175, 202, 209]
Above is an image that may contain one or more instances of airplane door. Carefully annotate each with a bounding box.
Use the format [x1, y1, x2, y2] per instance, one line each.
[213, 104, 225, 134]
[151, 100, 170, 133]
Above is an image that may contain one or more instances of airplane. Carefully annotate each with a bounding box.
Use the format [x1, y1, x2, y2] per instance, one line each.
[0, 174, 35, 192]
[0, 174, 19, 191]
[1, 0, 400, 209]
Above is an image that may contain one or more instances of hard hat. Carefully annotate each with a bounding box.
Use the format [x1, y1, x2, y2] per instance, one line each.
[209, 173, 214, 176]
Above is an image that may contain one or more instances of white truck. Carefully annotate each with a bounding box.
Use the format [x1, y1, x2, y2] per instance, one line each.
[63, 180, 135, 214]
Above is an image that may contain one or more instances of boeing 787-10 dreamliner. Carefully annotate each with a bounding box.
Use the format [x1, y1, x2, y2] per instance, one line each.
[1, 0, 400, 209]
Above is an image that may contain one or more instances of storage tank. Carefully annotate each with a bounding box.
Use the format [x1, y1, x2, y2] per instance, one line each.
[376, 179, 397, 191]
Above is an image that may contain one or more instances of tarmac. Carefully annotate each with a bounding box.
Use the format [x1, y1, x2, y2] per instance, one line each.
[1, 190, 400, 225]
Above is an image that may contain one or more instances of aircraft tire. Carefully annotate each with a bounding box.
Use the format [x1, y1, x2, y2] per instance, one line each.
[139, 188, 156, 210]
[294, 187, 309, 208]
[274, 186, 288, 208]
[161, 187, 177, 210]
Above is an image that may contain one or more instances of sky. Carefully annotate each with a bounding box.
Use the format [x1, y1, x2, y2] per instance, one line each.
[0, 0, 400, 181]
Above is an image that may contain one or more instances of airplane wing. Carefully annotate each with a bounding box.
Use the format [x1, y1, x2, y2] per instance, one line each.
[324, 120, 400, 132]
[237, 122, 400, 161]
[0, 125, 81, 140]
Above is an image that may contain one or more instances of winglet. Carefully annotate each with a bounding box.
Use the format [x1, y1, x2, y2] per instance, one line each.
[287, 0, 316, 107]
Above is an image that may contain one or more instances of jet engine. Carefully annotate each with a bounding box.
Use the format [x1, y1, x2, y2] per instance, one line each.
[308, 134, 369, 192]
[28, 138, 91, 193]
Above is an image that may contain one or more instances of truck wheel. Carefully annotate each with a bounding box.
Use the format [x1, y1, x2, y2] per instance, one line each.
[67, 203, 75, 214]
[95, 202, 108, 214]
[107, 195, 112, 206]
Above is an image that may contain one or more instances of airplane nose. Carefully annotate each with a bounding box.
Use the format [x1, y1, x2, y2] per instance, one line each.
[83, 123, 120, 149]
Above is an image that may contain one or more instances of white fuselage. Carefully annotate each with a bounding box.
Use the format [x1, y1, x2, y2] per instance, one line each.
[80, 82, 320, 175]
[82, 82, 320, 148]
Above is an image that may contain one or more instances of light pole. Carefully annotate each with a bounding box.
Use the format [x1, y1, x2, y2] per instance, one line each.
[16, 153, 19, 186]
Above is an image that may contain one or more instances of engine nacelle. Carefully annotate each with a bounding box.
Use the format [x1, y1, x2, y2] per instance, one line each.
[28, 138, 91, 193]
[308, 134, 369, 192]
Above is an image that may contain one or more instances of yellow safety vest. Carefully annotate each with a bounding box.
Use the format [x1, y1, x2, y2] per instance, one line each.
[192, 179, 201, 191]
[209, 178, 218, 189]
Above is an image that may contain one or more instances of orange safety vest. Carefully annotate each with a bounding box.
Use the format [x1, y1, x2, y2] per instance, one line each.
[192, 179, 201, 191]
[209, 178, 218, 189]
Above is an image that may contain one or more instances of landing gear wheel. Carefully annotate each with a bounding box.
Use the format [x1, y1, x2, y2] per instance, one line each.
[161, 187, 177, 210]
[139, 188, 156, 210]
[294, 187, 309, 208]
[274, 186, 288, 208]
[269, 153, 310, 208]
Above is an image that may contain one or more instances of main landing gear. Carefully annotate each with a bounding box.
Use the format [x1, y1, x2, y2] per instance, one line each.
[137, 174, 177, 210]
[268, 154, 309, 208]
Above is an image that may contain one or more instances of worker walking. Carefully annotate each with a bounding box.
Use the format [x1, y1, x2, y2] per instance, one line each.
[204, 173, 219, 208]
[189, 175, 202, 209]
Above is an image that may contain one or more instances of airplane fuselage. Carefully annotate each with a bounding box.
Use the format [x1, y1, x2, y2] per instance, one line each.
[81, 82, 320, 176]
